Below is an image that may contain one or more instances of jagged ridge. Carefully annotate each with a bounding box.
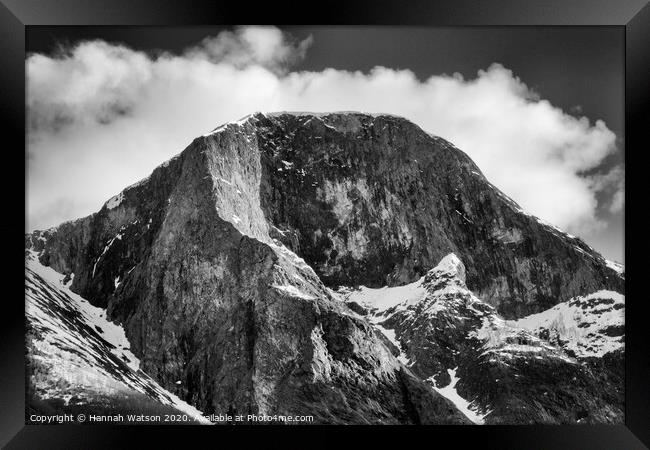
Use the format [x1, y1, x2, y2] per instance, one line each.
[341, 253, 624, 424]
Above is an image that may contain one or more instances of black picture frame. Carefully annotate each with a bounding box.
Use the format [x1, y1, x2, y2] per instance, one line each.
[2, 1, 647, 448]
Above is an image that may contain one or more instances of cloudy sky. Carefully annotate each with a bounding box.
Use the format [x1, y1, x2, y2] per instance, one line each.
[26, 26, 624, 262]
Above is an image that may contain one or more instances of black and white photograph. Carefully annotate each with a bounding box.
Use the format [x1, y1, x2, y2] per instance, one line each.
[24, 25, 626, 426]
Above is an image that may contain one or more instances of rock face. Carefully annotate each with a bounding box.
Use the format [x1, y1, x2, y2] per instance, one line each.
[26, 111, 624, 424]
[252, 113, 623, 318]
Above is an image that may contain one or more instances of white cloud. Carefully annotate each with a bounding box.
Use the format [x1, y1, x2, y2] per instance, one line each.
[609, 189, 624, 214]
[589, 166, 624, 214]
[27, 26, 622, 236]
[187, 26, 313, 73]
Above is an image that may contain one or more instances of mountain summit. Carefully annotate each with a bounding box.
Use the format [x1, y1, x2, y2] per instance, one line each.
[26, 111, 624, 424]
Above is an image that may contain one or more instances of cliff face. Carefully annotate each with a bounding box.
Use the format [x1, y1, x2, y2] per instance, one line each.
[26, 111, 624, 423]
[255, 112, 622, 318]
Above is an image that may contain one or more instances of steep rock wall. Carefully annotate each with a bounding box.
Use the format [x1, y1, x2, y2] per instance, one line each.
[252, 112, 623, 318]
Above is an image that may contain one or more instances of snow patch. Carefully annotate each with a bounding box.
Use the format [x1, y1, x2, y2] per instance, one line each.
[429, 253, 465, 282]
[271, 284, 316, 300]
[203, 113, 254, 136]
[374, 324, 410, 365]
[605, 259, 624, 275]
[92, 232, 123, 278]
[344, 277, 427, 313]
[429, 368, 489, 425]
[342, 253, 465, 315]
[512, 290, 624, 358]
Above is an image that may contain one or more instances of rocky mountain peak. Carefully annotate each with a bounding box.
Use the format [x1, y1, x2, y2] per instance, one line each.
[424, 253, 466, 290]
[26, 110, 625, 425]
[29, 110, 623, 318]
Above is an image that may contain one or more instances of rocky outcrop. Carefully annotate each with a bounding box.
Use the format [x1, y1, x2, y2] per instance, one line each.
[343, 253, 624, 424]
[26, 111, 624, 423]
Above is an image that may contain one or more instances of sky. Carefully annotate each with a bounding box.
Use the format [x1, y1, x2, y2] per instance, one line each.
[26, 26, 624, 262]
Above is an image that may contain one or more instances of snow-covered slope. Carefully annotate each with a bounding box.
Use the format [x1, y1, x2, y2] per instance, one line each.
[340, 254, 502, 423]
[338, 253, 625, 424]
[511, 290, 624, 358]
[25, 251, 210, 424]
[344, 254, 576, 364]
[428, 367, 489, 425]
[339, 276, 427, 314]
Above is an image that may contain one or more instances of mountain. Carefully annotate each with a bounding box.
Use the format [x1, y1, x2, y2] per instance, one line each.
[25, 111, 624, 424]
